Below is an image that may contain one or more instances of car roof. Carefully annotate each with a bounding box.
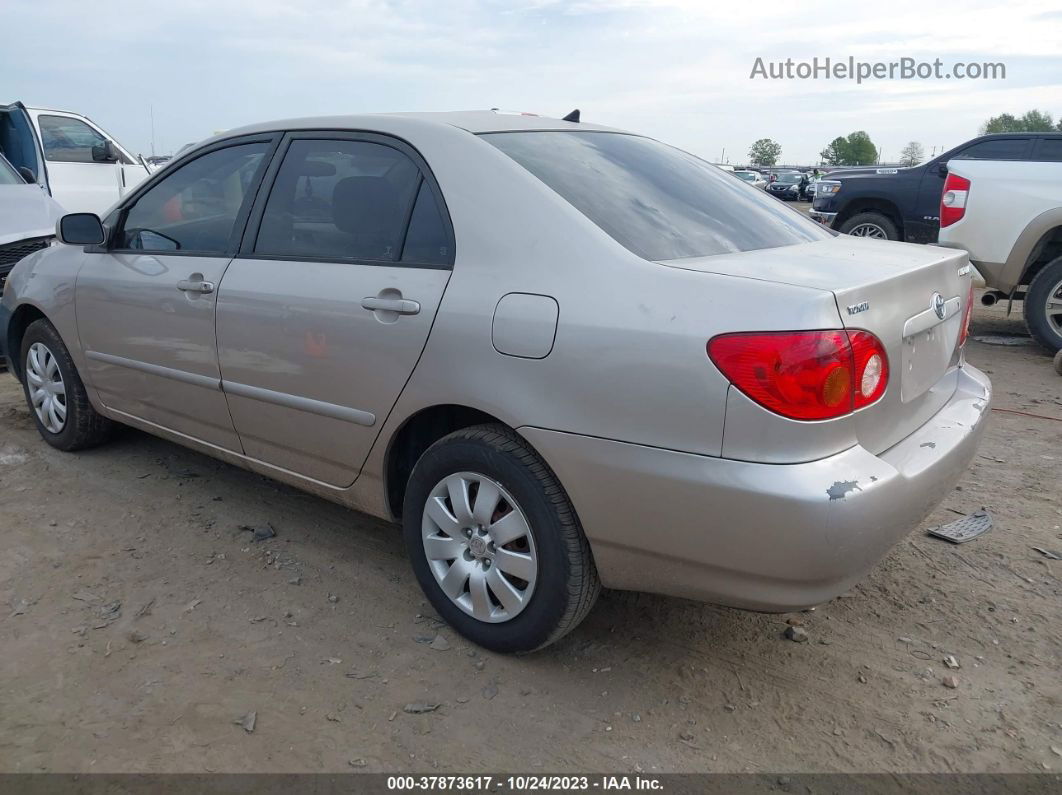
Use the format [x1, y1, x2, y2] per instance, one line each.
[222, 110, 622, 140]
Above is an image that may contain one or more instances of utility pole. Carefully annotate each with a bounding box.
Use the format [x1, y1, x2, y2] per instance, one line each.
[150, 105, 156, 157]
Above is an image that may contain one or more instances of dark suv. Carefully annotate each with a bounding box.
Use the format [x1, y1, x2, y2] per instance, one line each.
[811, 133, 1062, 242]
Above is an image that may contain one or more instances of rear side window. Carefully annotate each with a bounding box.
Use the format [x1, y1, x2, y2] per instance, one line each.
[952, 138, 1030, 160]
[1033, 139, 1062, 161]
[483, 131, 830, 261]
[117, 142, 269, 253]
[255, 139, 423, 262]
[401, 182, 452, 265]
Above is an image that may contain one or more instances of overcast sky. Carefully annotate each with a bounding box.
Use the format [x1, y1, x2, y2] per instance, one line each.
[4, 0, 1061, 163]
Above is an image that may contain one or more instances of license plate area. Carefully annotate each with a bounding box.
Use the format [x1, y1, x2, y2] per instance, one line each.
[901, 300, 961, 402]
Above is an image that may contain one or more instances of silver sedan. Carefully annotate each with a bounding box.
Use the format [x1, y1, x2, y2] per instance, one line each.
[0, 111, 991, 651]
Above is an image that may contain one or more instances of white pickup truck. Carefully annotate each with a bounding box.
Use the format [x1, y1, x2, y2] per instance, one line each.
[937, 147, 1062, 352]
[0, 101, 150, 216]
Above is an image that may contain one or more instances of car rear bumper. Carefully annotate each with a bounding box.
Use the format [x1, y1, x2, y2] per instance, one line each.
[520, 364, 991, 611]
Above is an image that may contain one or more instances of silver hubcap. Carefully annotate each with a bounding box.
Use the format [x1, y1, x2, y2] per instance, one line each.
[26, 342, 67, 434]
[421, 472, 538, 623]
[848, 222, 888, 239]
[1045, 277, 1062, 337]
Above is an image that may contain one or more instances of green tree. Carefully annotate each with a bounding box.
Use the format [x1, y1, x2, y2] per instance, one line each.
[748, 138, 782, 166]
[843, 131, 878, 165]
[821, 131, 878, 165]
[820, 137, 846, 166]
[898, 141, 925, 167]
[981, 109, 1056, 133]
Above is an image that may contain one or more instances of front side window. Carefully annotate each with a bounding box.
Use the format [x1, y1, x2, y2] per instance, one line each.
[117, 142, 269, 253]
[254, 139, 423, 262]
[483, 131, 830, 261]
[952, 138, 1030, 160]
[39, 115, 109, 163]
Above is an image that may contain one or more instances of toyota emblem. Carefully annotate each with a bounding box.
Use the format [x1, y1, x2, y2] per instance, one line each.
[932, 292, 946, 320]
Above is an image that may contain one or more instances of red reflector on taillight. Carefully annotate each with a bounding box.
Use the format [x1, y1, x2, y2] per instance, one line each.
[940, 173, 970, 228]
[707, 330, 889, 421]
[958, 281, 974, 348]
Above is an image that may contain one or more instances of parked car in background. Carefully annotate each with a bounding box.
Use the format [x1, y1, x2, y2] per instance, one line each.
[0, 110, 989, 652]
[0, 152, 63, 365]
[144, 155, 173, 170]
[0, 101, 150, 215]
[811, 133, 1062, 241]
[936, 153, 1062, 352]
[0, 152, 63, 282]
[733, 169, 767, 189]
[766, 171, 808, 200]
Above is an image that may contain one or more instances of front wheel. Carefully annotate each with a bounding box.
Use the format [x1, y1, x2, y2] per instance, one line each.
[20, 319, 113, 451]
[402, 425, 600, 653]
[839, 212, 899, 240]
[1024, 256, 1062, 353]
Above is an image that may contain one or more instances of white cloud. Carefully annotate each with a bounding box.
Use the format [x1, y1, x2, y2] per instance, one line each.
[2, 0, 1060, 162]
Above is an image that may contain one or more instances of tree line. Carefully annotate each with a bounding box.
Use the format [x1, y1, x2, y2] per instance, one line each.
[745, 108, 1060, 169]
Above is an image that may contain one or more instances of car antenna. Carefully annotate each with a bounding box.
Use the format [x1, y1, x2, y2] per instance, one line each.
[562, 109, 580, 123]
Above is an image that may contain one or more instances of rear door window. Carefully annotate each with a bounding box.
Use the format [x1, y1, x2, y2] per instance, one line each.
[951, 138, 1032, 160]
[254, 139, 423, 262]
[483, 131, 830, 261]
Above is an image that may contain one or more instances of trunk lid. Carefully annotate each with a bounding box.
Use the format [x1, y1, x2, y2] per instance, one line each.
[663, 236, 971, 453]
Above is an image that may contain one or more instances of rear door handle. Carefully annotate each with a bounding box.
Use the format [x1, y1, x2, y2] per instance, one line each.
[177, 279, 215, 294]
[360, 297, 420, 315]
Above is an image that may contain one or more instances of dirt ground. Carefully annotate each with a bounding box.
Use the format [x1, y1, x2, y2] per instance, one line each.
[0, 299, 1059, 774]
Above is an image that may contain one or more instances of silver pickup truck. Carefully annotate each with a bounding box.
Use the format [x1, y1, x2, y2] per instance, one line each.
[937, 152, 1062, 352]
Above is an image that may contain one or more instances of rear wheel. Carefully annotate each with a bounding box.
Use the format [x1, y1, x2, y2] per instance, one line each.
[839, 212, 899, 240]
[402, 424, 599, 653]
[1024, 256, 1062, 353]
[20, 319, 113, 451]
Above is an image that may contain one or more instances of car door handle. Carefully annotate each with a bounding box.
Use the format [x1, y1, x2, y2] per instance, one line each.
[177, 279, 215, 294]
[360, 297, 420, 315]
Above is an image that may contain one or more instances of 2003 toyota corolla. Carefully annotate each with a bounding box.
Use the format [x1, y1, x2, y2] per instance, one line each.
[0, 110, 991, 652]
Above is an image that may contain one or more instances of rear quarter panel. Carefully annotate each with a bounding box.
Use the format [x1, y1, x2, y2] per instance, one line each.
[352, 127, 845, 512]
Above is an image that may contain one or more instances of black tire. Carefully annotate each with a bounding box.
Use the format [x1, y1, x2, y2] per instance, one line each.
[838, 211, 899, 240]
[1023, 256, 1062, 353]
[402, 424, 600, 653]
[19, 318, 113, 451]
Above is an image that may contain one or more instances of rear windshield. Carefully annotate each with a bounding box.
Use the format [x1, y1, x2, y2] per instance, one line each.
[482, 131, 830, 261]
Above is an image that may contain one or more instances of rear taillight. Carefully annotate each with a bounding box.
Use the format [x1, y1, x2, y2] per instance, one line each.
[707, 330, 889, 421]
[940, 174, 970, 228]
[958, 281, 974, 348]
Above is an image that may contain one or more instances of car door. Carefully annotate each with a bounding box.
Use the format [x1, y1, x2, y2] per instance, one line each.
[215, 133, 454, 487]
[32, 112, 125, 214]
[75, 135, 277, 451]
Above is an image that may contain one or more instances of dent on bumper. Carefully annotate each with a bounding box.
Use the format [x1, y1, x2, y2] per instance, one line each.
[520, 365, 991, 611]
